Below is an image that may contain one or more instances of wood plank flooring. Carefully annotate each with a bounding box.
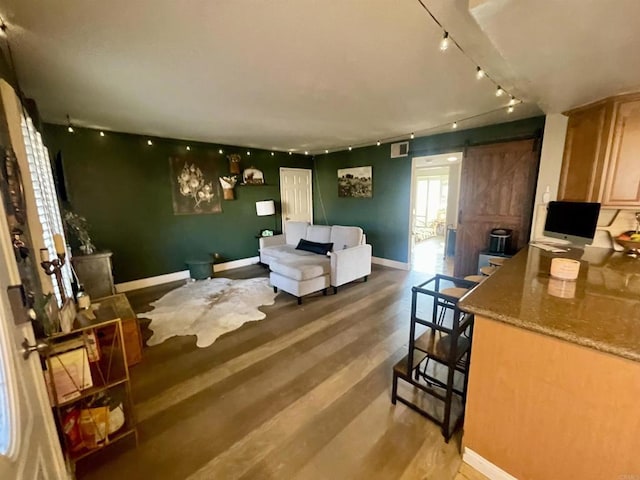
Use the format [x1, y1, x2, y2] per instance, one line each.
[76, 264, 464, 480]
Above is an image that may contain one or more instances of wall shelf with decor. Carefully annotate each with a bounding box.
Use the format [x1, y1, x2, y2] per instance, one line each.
[40, 318, 137, 470]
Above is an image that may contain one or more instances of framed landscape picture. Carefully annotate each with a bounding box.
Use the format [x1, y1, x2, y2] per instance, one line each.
[338, 166, 372, 198]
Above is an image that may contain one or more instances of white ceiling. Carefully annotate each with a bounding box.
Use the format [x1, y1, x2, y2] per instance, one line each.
[1, 0, 638, 153]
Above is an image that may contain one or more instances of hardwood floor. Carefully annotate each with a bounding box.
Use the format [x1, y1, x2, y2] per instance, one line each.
[76, 264, 464, 480]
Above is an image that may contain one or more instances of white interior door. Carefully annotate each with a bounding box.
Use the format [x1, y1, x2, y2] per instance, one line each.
[0, 199, 68, 479]
[279, 168, 312, 232]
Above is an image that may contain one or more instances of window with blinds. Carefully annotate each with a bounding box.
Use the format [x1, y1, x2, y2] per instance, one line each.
[20, 115, 73, 306]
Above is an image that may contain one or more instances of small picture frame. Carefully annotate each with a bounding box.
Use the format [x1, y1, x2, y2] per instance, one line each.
[59, 299, 77, 334]
[44, 295, 60, 335]
[242, 167, 265, 185]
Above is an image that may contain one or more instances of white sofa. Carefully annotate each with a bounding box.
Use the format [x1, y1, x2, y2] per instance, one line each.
[259, 221, 372, 303]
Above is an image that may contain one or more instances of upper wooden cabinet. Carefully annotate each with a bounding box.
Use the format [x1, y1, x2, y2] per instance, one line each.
[558, 93, 640, 207]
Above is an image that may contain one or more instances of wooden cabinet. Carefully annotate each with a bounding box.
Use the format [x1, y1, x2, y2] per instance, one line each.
[558, 93, 640, 207]
[93, 294, 143, 367]
[603, 98, 640, 205]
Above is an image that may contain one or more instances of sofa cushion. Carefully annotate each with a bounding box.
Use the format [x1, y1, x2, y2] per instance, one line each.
[296, 239, 333, 255]
[270, 257, 330, 281]
[306, 225, 332, 243]
[285, 221, 310, 246]
[261, 244, 315, 263]
[330, 225, 363, 250]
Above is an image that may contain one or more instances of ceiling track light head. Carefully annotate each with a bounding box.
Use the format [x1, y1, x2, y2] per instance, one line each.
[439, 31, 450, 51]
[476, 66, 485, 79]
[496, 86, 505, 97]
[410, 133, 415, 139]
[452, 121, 458, 129]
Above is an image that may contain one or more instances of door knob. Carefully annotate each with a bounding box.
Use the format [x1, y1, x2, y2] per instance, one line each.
[21, 338, 49, 360]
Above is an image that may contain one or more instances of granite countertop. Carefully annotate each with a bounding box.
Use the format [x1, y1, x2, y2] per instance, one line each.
[459, 246, 640, 362]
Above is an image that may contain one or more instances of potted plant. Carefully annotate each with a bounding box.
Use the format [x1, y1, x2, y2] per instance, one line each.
[63, 210, 96, 255]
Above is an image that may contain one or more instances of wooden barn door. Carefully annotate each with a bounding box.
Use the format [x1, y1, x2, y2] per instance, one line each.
[454, 139, 540, 277]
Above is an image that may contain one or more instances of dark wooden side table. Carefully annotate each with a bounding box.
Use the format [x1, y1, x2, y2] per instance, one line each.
[91, 294, 143, 367]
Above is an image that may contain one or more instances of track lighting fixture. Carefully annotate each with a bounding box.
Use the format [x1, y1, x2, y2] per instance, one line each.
[476, 67, 485, 79]
[66, 115, 74, 133]
[452, 122, 458, 129]
[147, 140, 153, 146]
[496, 86, 505, 97]
[507, 105, 514, 113]
[376, 140, 381, 146]
[439, 31, 450, 51]
[410, 133, 415, 139]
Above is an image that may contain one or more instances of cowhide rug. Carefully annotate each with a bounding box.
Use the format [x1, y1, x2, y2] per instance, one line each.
[145, 277, 277, 348]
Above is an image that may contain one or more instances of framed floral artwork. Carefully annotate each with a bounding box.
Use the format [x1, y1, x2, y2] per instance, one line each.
[169, 157, 222, 215]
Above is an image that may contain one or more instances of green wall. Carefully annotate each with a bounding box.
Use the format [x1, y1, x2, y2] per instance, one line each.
[43, 124, 312, 283]
[313, 116, 546, 263]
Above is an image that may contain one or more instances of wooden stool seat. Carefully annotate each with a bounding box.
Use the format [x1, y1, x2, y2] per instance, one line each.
[480, 266, 498, 276]
[489, 257, 506, 267]
[464, 275, 485, 283]
[440, 287, 469, 299]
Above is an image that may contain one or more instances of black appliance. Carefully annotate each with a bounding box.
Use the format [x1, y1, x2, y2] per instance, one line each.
[489, 228, 512, 254]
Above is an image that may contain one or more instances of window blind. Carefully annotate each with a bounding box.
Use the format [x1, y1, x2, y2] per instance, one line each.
[20, 115, 73, 305]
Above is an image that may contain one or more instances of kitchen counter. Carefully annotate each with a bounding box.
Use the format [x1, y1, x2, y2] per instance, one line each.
[459, 245, 640, 362]
[459, 245, 640, 480]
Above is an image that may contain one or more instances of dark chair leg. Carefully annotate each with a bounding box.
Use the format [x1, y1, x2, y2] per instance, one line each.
[322, 288, 327, 296]
[363, 276, 368, 282]
[391, 372, 398, 404]
[333, 286, 338, 294]
[273, 286, 278, 293]
[297, 297, 302, 305]
[441, 363, 456, 441]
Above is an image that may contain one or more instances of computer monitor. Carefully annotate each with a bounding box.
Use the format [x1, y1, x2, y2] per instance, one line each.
[543, 201, 601, 246]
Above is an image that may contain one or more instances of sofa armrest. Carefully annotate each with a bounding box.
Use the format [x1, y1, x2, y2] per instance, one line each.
[330, 244, 372, 287]
[259, 234, 286, 249]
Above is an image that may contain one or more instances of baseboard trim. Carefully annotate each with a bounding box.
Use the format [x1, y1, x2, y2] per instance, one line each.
[213, 256, 260, 272]
[115, 256, 261, 292]
[462, 448, 518, 480]
[115, 270, 191, 293]
[372, 256, 410, 271]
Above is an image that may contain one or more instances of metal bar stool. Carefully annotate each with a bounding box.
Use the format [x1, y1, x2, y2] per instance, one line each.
[391, 274, 477, 442]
